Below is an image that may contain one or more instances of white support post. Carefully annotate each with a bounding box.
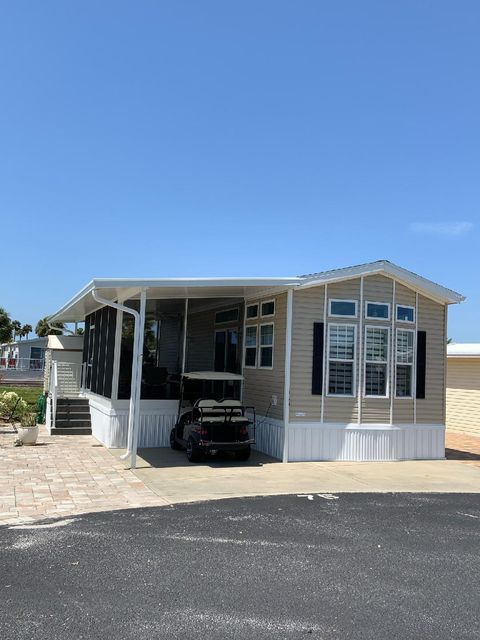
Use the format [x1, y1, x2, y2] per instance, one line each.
[320, 284, 328, 424]
[130, 289, 147, 469]
[181, 298, 189, 374]
[282, 288, 294, 463]
[390, 279, 396, 425]
[357, 277, 364, 424]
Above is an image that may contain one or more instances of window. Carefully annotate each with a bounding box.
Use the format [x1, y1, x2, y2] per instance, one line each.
[261, 300, 275, 317]
[364, 327, 389, 397]
[246, 304, 258, 319]
[244, 326, 257, 367]
[396, 305, 415, 324]
[365, 301, 390, 320]
[396, 329, 414, 397]
[215, 308, 239, 324]
[259, 324, 274, 368]
[329, 299, 357, 318]
[327, 324, 356, 396]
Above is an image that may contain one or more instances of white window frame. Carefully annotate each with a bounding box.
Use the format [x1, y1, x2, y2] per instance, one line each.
[243, 325, 258, 369]
[326, 323, 357, 397]
[215, 307, 239, 325]
[395, 328, 415, 399]
[396, 304, 415, 325]
[328, 299, 358, 319]
[363, 325, 390, 398]
[245, 303, 259, 321]
[365, 300, 391, 321]
[260, 299, 275, 318]
[258, 322, 274, 369]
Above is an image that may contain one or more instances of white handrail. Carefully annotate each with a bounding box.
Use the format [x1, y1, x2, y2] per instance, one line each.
[51, 360, 58, 429]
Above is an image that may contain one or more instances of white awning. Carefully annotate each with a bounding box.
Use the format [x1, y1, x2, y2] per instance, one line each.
[182, 371, 244, 381]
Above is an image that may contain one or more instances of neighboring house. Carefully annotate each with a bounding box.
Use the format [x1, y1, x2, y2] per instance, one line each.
[46, 260, 464, 462]
[0, 337, 47, 369]
[446, 344, 480, 437]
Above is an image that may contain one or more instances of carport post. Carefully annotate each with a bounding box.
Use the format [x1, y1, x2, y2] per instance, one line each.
[181, 298, 189, 373]
[282, 288, 293, 463]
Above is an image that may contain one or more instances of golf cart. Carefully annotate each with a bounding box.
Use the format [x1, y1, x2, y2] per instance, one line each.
[169, 371, 256, 462]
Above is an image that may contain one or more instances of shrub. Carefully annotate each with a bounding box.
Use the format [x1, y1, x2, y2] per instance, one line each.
[0, 391, 28, 419]
[20, 412, 37, 427]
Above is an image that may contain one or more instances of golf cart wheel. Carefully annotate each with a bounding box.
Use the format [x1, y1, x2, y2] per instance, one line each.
[170, 428, 181, 450]
[235, 446, 251, 461]
[186, 437, 202, 463]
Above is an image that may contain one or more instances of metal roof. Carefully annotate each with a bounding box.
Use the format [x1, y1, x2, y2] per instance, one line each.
[47, 261, 465, 323]
[447, 343, 480, 358]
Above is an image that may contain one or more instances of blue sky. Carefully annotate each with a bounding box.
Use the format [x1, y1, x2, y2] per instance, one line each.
[0, 1, 478, 340]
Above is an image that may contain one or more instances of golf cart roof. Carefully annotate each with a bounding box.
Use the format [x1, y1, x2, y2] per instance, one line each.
[182, 371, 244, 381]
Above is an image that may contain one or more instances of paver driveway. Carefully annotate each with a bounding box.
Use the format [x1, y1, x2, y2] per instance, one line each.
[2, 423, 480, 527]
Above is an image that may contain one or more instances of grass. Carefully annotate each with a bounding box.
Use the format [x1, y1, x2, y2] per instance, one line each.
[0, 385, 44, 410]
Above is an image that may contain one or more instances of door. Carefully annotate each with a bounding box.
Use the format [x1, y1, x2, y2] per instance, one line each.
[214, 329, 238, 397]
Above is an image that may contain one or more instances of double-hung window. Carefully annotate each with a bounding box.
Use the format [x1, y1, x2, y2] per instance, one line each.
[396, 329, 414, 397]
[364, 326, 389, 397]
[327, 324, 356, 396]
[259, 324, 274, 368]
[244, 326, 258, 367]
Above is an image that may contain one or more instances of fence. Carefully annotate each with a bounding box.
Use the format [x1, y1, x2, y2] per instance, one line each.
[0, 357, 45, 372]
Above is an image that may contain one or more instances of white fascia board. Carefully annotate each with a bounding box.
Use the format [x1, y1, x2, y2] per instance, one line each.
[299, 261, 465, 305]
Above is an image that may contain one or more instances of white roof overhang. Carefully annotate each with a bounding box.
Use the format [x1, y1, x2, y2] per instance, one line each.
[48, 277, 301, 323]
[447, 344, 480, 358]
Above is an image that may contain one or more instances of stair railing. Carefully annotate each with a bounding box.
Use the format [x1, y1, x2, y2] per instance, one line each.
[49, 360, 59, 430]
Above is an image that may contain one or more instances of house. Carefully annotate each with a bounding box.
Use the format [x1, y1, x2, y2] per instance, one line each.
[46, 260, 464, 463]
[1, 336, 47, 369]
[446, 343, 480, 437]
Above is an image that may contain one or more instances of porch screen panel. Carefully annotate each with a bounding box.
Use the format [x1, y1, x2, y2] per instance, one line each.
[96, 306, 108, 396]
[103, 307, 117, 398]
[90, 309, 102, 394]
[82, 317, 91, 368]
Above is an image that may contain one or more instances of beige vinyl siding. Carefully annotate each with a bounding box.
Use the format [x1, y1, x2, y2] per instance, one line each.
[243, 293, 286, 421]
[288, 274, 447, 426]
[446, 358, 480, 436]
[361, 275, 393, 423]
[416, 295, 446, 424]
[289, 286, 325, 422]
[186, 304, 242, 372]
[324, 279, 361, 424]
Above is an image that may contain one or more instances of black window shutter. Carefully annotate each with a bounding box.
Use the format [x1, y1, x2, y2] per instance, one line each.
[312, 322, 324, 395]
[416, 331, 426, 399]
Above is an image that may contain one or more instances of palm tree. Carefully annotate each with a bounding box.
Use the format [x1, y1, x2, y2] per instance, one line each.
[35, 317, 64, 337]
[0, 307, 12, 343]
[21, 324, 33, 340]
[12, 320, 21, 341]
[76, 327, 84, 336]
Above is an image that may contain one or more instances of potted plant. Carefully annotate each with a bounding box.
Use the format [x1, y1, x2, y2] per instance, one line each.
[15, 411, 39, 446]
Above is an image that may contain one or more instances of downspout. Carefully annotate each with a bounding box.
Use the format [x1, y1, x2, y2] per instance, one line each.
[91, 288, 146, 468]
[282, 288, 294, 463]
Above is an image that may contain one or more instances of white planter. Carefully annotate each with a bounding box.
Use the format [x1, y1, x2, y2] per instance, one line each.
[16, 425, 39, 445]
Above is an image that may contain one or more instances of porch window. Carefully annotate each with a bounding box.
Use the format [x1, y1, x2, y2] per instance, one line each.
[396, 305, 415, 323]
[244, 326, 257, 367]
[327, 324, 355, 396]
[215, 308, 239, 324]
[259, 324, 274, 368]
[396, 329, 414, 397]
[364, 326, 389, 397]
[329, 299, 357, 318]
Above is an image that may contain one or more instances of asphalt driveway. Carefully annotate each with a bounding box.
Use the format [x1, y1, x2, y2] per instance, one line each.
[1, 493, 479, 639]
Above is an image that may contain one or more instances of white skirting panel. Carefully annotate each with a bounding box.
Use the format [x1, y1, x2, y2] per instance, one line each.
[88, 397, 177, 449]
[252, 414, 284, 460]
[287, 423, 445, 462]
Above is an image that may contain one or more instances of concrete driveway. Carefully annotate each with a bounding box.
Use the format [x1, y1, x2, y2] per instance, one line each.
[112, 442, 480, 505]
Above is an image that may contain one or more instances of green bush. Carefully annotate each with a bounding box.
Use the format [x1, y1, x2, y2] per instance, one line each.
[0, 391, 28, 419]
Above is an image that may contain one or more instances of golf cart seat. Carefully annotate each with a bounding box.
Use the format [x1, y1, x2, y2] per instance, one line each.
[193, 398, 247, 423]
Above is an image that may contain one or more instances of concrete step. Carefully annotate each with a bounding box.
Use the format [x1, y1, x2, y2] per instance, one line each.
[50, 427, 92, 436]
[57, 398, 89, 407]
[56, 410, 91, 419]
[55, 419, 91, 428]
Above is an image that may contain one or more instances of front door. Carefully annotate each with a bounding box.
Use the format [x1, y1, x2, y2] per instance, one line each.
[214, 329, 238, 397]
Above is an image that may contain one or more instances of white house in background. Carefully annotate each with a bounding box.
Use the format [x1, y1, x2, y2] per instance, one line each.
[0, 336, 47, 370]
[446, 343, 480, 437]
[46, 260, 464, 463]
